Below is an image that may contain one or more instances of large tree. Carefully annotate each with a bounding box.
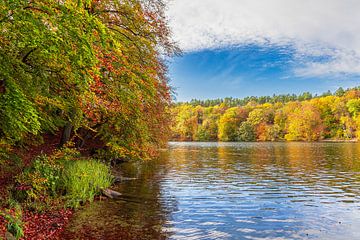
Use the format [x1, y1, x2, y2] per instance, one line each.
[0, 0, 178, 159]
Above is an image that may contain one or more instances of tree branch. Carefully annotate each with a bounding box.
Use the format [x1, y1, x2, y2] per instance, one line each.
[22, 48, 37, 64]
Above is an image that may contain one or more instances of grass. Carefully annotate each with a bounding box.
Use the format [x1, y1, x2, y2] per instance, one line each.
[13, 149, 114, 210]
[61, 159, 113, 208]
[2, 148, 114, 239]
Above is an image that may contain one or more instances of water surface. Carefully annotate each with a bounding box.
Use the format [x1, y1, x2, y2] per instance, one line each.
[63, 142, 360, 239]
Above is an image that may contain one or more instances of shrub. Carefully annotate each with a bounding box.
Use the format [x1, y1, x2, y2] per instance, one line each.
[61, 160, 113, 208]
[0, 204, 24, 240]
[0, 144, 22, 169]
[14, 148, 113, 209]
[15, 154, 63, 206]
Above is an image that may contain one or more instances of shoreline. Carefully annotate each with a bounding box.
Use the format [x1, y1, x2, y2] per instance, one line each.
[0, 133, 111, 239]
[0, 135, 73, 240]
[1, 138, 358, 238]
[169, 139, 359, 143]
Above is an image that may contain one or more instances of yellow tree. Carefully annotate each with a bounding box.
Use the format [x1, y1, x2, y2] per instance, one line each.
[171, 105, 198, 141]
[246, 104, 275, 141]
[218, 107, 247, 141]
[285, 102, 324, 141]
[195, 106, 219, 141]
[346, 99, 360, 139]
[310, 96, 347, 139]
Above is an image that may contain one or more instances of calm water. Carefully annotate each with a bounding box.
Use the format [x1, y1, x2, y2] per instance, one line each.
[63, 142, 360, 240]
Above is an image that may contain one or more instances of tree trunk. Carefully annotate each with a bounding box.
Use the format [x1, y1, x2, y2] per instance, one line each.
[60, 122, 73, 146]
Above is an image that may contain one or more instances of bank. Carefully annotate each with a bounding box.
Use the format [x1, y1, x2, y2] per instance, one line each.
[0, 134, 117, 240]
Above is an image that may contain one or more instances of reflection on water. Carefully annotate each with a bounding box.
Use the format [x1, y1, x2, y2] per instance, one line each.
[63, 142, 360, 240]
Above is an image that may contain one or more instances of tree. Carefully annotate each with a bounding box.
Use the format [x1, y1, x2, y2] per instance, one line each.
[339, 115, 356, 139]
[171, 87, 360, 143]
[347, 99, 360, 117]
[309, 96, 345, 138]
[285, 103, 324, 141]
[265, 124, 282, 141]
[194, 112, 219, 141]
[237, 122, 256, 141]
[335, 87, 345, 97]
[171, 105, 198, 141]
[0, 0, 178, 159]
[218, 107, 247, 141]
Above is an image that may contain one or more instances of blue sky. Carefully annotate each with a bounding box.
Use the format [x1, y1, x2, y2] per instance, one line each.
[166, 0, 360, 102]
[169, 46, 360, 102]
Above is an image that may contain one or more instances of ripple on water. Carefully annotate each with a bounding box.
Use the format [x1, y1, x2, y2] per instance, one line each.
[162, 142, 360, 240]
[62, 142, 360, 240]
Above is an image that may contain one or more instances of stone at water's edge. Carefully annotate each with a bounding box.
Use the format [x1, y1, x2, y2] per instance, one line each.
[102, 189, 122, 199]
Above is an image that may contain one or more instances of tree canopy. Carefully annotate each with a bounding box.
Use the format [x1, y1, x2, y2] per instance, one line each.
[171, 88, 360, 142]
[0, 0, 178, 159]
[177, 88, 356, 108]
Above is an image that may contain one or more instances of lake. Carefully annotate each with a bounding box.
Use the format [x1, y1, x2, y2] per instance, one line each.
[63, 142, 360, 239]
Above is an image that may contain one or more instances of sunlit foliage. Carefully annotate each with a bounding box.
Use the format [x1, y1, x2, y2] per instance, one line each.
[0, 0, 177, 159]
[171, 87, 360, 142]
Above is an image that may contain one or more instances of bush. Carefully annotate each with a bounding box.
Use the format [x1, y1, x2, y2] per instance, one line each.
[61, 160, 113, 208]
[15, 154, 64, 206]
[15, 148, 113, 209]
[0, 204, 24, 240]
[0, 144, 22, 169]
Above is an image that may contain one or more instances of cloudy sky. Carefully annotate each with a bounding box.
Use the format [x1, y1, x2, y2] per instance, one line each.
[166, 0, 360, 101]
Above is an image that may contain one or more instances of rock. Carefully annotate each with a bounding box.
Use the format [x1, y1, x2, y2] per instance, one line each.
[5, 231, 16, 240]
[102, 189, 122, 199]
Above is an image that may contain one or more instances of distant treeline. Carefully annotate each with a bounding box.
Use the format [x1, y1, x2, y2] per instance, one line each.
[176, 87, 356, 107]
[171, 87, 360, 142]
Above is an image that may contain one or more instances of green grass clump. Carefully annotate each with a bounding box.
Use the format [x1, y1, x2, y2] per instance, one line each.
[61, 159, 113, 208]
[14, 149, 114, 210]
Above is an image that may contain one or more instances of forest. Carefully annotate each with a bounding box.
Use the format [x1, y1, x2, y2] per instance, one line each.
[1, 0, 360, 239]
[0, 0, 177, 160]
[0, 0, 176, 239]
[171, 87, 360, 142]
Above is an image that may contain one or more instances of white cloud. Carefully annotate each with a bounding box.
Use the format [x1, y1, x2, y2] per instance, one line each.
[166, 0, 360, 77]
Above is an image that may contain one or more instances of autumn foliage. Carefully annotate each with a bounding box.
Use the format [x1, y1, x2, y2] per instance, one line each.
[171, 88, 360, 142]
[1, 1, 177, 238]
[0, 0, 177, 160]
